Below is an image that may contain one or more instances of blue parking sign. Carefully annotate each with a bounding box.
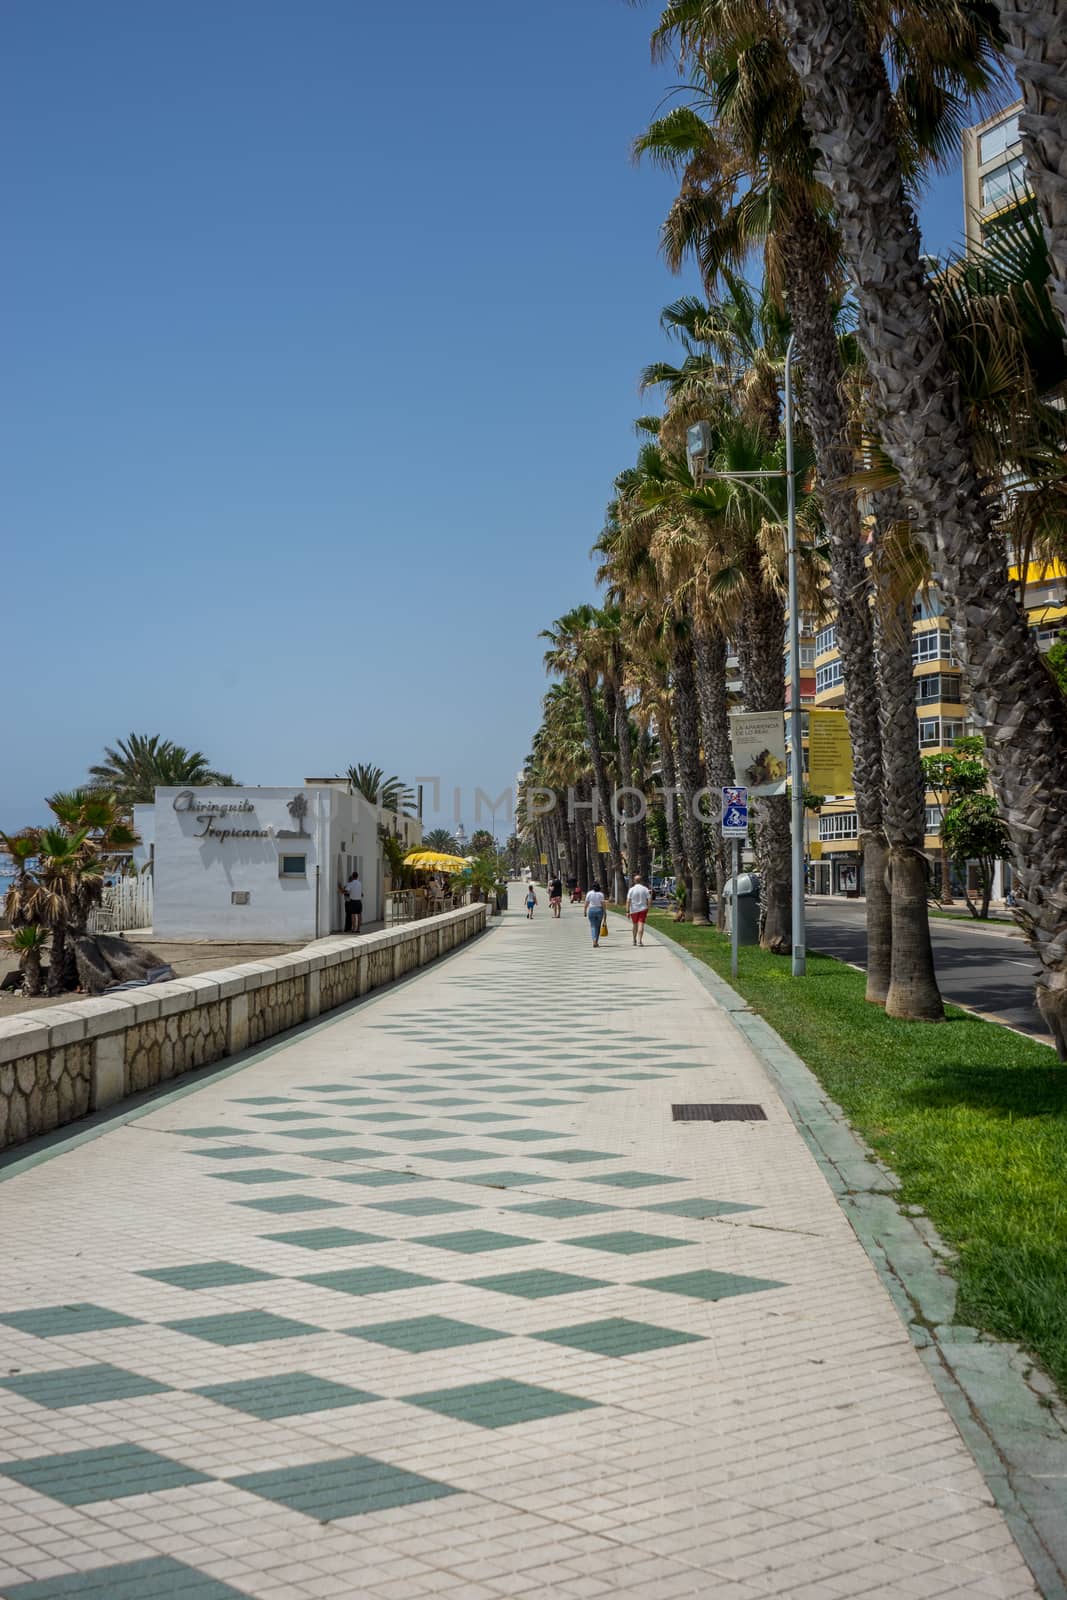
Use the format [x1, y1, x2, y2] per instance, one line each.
[721, 785, 749, 838]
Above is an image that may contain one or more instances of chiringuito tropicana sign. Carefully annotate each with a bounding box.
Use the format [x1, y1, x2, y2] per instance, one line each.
[172, 790, 273, 841]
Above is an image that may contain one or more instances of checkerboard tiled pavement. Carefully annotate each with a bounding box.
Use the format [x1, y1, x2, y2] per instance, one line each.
[0, 900, 1040, 1599]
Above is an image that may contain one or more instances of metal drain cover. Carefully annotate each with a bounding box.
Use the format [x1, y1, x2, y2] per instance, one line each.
[672, 1104, 767, 1122]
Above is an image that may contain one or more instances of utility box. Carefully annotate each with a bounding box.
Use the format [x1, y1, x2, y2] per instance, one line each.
[724, 872, 761, 944]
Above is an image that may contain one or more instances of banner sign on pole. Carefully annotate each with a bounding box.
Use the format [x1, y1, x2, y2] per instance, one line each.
[595, 825, 610, 855]
[721, 786, 749, 838]
[807, 708, 853, 796]
[539, 853, 548, 865]
[730, 710, 787, 795]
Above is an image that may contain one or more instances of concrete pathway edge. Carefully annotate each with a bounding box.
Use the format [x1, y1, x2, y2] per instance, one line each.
[642, 918, 1067, 1600]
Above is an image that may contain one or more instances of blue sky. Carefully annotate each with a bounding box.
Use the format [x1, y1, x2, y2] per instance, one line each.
[1, 0, 974, 836]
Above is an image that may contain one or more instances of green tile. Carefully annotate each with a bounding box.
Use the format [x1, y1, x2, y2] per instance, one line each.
[417, 1096, 477, 1107]
[189, 1145, 273, 1160]
[420, 1147, 503, 1163]
[330, 1170, 419, 1187]
[459, 1170, 556, 1188]
[533, 1317, 704, 1356]
[582, 1170, 685, 1188]
[452, 1111, 521, 1122]
[466, 1269, 609, 1299]
[364, 1196, 479, 1217]
[488, 1129, 567, 1143]
[210, 1167, 303, 1185]
[4, 1557, 247, 1599]
[263, 1227, 386, 1250]
[509, 1097, 575, 1107]
[354, 1111, 421, 1122]
[138, 1260, 278, 1289]
[277, 1127, 360, 1140]
[637, 1269, 786, 1300]
[645, 1198, 759, 1219]
[165, 1310, 320, 1344]
[236, 1193, 345, 1213]
[0, 1304, 141, 1338]
[402, 1377, 597, 1429]
[173, 1125, 248, 1138]
[1, 1443, 209, 1505]
[194, 1371, 377, 1418]
[562, 1230, 688, 1255]
[378, 1127, 461, 1141]
[608, 1072, 666, 1080]
[347, 1314, 510, 1351]
[308, 1146, 387, 1163]
[0, 1364, 169, 1410]
[535, 1148, 620, 1164]
[231, 1097, 291, 1105]
[326, 1097, 387, 1107]
[300, 1266, 438, 1297]
[365, 1073, 418, 1081]
[300, 1083, 353, 1092]
[232, 1453, 458, 1519]
[251, 1111, 325, 1122]
[414, 1229, 535, 1254]
[569, 1085, 619, 1094]
[505, 1199, 622, 1218]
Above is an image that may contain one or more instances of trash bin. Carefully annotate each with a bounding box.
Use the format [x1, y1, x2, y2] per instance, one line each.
[496, 885, 508, 912]
[723, 872, 761, 945]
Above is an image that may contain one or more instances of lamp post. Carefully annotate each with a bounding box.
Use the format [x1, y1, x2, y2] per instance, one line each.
[685, 333, 806, 977]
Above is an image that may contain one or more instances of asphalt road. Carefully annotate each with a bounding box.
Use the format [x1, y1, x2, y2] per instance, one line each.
[804, 899, 1049, 1042]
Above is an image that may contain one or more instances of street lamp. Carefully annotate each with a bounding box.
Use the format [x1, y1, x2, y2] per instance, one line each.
[686, 334, 806, 977]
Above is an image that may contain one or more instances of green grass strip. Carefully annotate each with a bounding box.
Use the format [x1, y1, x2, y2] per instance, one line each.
[649, 912, 1067, 1396]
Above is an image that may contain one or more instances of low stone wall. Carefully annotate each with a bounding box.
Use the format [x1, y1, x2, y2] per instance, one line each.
[0, 904, 488, 1153]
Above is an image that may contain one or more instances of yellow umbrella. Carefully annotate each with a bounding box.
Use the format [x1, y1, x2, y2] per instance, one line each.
[403, 850, 471, 873]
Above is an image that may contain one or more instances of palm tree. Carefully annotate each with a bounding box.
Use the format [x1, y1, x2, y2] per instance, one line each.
[10, 926, 49, 998]
[89, 734, 236, 807]
[772, 0, 1067, 1053]
[345, 765, 415, 815]
[423, 827, 460, 854]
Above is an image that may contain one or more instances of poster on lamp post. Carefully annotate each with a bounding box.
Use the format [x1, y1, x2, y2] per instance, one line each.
[730, 711, 788, 795]
[808, 709, 854, 796]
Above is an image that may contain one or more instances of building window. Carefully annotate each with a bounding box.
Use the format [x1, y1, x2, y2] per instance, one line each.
[942, 719, 966, 744]
[925, 807, 942, 836]
[819, 812, 859, 840]
[1033, 626, 1063, 652]
[800, 643, 815, 667]
[915, 674, 963, 703]
[979, 114, 1019, 165]
[912, 629, 955, 664]
[919, 718, 941, 747]
[816, 625, 837, 656]
[279, 854, 307, 878]
[816, 660, 844, 693]
[982, 154, 1027, 210]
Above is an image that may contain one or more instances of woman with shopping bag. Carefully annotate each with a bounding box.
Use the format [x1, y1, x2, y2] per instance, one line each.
[584, 883, 607, 946]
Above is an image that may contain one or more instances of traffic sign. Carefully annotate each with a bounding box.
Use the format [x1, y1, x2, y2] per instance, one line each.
[721, 785, 749, 838]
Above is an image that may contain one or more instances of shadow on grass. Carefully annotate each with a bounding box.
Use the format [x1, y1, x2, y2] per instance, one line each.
[901, 1059, 1067, 1119]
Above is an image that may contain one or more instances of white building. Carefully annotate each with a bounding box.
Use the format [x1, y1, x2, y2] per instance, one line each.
[134, 781, 420, 942]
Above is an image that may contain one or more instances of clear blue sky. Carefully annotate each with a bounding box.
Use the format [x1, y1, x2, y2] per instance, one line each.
[1, 0, 972, 836]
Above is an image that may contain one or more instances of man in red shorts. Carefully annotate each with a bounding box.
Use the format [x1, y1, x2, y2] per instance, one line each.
[626, 873, 651, 946]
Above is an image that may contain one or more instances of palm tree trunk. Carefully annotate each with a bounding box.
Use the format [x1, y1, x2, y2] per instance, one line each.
[632, 732, 654, 882]
[671, 630, 711, 924]
[693, 621, 732, 928]
[611, 643, 646, 883]
[781, 210, 890, 1000]
[46, 921, 68, 997]
[872, 539, 944, 1021]
[776, 0, 1067, 1055]
[997, 0, 1067, 338]
[577, 672, 625, 901]
[658, 701, 688, 889]
[736, 552, 791, 953]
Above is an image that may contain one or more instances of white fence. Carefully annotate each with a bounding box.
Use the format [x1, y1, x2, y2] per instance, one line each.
[87, 875, 154, 933]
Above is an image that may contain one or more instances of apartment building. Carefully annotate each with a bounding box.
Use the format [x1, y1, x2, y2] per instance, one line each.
[962, 102, 1029, 254]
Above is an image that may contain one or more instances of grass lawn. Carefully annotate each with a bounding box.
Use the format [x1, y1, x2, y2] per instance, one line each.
[649, 911, 1067, 1396]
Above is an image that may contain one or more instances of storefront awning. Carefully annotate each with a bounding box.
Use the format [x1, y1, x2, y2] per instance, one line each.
[402, 850, 471, 873]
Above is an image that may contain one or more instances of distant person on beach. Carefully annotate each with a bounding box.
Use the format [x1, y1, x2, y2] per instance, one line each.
[626, 874, 651, 946]
[584, 883, 606, 946]
[549, 876, 563, 917]
[339, 870, 363, 932]
[525, 883, 538, 918]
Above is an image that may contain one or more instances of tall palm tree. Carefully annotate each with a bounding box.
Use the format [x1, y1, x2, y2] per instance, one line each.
[89, 733, 236, 807]
[997, 0, 1067, 335]
[773, 0, 1067, 1053]
[345, 765, 415, 815]
[422, 827, 460, 854]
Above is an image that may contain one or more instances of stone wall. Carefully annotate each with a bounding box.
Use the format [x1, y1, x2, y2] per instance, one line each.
[0, 904, 488, 1153]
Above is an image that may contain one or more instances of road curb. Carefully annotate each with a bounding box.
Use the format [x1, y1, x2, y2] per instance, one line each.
[647, 923, 1067, 1600]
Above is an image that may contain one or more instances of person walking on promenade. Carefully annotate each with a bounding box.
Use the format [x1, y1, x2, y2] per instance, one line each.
[626, 873, 651, 946]
[585, 882, 606, 946]
[339, 869, 363, 933]
[549, 875, 563, 918]
[525, 883, 538, 919]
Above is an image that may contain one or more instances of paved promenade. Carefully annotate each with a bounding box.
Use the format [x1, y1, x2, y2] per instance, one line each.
[0, 898, 1039, 1599]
